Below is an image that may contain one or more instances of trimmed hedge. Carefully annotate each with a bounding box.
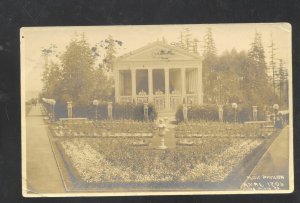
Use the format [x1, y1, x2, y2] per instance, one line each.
[176, 104, 218, 122]
[176, 104, 266, 123]
[43, 101, 157, 121]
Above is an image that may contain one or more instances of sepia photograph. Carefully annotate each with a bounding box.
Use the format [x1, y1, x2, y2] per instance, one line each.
[21, 23, 293, 197]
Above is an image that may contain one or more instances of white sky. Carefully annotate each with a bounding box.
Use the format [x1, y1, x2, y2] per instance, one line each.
[21, 23, 292, 99]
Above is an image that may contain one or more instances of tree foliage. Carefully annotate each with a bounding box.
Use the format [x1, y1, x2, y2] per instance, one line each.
[91, 35, 123, 74]
[59, 36, 95, 106]
[201, 30, 278, 106]
[41, 34, 115, 107]
[242, 32, 275, 106]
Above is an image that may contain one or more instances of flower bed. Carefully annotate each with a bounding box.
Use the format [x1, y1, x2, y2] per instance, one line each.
[50, 120, 156, 138]
[175, 121, 264, 138]
[58, 137, 264, 184]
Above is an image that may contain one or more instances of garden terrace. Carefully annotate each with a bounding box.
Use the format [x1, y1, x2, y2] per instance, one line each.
[174, 121, 273, 138]
[56, 137, 264, 185]
[49, 120, 156, 138]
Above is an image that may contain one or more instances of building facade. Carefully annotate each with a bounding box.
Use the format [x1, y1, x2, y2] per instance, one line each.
[113, 41, 203, 112]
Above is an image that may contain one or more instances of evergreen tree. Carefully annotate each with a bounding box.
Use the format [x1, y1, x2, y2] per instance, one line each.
[202, 27, 217, 59]
[192, 38, 199, 54]
[41, 44, 57, 97]
[269, 37, 277, 95]
[91, 67, 114, 101]
[41, 61, 62, 99]
[202, 27, 218, 103]
[59, 34, 95, 106]
[276, 59, 288, 106]
[243, 31, 273, 105]
[183, 28, 192, 51]
[172, 28, 199, 53]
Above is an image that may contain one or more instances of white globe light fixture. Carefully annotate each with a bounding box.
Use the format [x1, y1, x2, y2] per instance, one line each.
[273, 104, 279, 110]
[231, 102, 238, 109]
[93, 99, 99, 106]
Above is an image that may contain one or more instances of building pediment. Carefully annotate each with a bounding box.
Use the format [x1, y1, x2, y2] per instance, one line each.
[114, 41, 202, 63]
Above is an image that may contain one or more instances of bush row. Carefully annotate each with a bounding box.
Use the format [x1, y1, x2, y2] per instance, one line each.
[175, 104, 266, 123]
[43, 102, 158, 121]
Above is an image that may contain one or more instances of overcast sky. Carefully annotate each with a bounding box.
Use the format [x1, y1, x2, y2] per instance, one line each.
[21, 23, 291, 99]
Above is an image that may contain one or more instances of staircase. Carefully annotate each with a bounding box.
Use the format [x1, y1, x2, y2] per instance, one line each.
[157, 110, 177, 124]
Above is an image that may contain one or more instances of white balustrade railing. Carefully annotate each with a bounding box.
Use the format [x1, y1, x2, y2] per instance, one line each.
[136, 95, 148, 104]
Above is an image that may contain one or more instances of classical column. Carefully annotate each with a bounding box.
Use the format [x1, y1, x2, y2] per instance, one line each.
[181, 68, 186, 104]
[165, 68, 170, 109]
[131, 68, 136, 103]
[197, 65, 203, 104]
[148, 68, 153, 102]
[114, 70, 120, 102]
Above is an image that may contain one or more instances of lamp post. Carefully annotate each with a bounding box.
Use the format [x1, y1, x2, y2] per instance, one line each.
[93, 100, 99, 120]
[273, 104, 279, 124]
[232, 102, 238, 123]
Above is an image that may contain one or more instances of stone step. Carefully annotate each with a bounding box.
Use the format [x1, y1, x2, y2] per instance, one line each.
[157, 111, 177, 124]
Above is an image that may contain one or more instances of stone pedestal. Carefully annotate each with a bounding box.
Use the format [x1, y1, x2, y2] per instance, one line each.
[67, 101, 73, 118]
[108, 102, 113, 120]
[252, 106, 258, 121]
[218, 105, 224, 122]
[157, 136, 167, 149]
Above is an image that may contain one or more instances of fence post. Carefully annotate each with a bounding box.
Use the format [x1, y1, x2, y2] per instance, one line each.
[108, 102, 113, 120]
[218, 105, 224, 122]
[67, 101, 73, 118]
[252, 106, 258, 121]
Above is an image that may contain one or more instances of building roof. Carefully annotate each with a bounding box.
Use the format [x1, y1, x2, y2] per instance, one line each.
[114, 40, 202, 63]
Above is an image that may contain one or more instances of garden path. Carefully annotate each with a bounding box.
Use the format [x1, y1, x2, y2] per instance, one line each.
[25, 104, 65, 194]
[241, 126, 290, 189]
[150, 122, 177, 149]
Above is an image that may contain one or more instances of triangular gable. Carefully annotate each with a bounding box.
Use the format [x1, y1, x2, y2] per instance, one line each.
[114, 41, 202, 62]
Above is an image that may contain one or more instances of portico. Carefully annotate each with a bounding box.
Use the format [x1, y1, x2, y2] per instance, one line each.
[113, 41, 203, 112]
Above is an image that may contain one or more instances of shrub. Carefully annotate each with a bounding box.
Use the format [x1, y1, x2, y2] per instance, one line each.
[175, 105, 184, 123]
[176, 104, 218, 122]
[176, 104, 266, 123]
[44, 101, 157, 121]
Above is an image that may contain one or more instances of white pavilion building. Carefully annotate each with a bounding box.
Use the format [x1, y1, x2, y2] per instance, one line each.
[113, 40, 203, 113]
